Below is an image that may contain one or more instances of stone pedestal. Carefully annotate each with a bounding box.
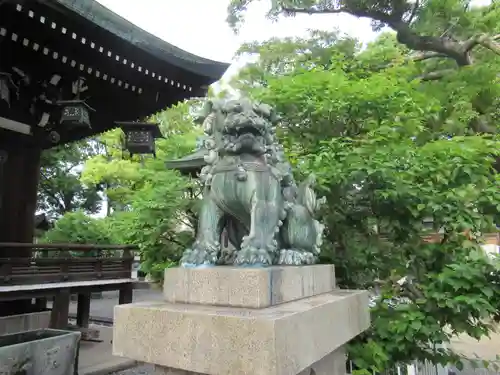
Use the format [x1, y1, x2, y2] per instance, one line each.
[113, 265, 370, 375]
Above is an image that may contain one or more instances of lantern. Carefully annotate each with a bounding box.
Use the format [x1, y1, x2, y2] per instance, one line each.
[116, 121, 163, 157]
[57, 100, 94, 128]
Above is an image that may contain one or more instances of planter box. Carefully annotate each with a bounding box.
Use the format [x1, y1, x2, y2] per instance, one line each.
[0, 311, 51, 336]
[0, 329, 81, 375]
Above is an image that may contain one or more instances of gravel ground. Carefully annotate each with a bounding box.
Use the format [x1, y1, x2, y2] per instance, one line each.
[111, 364, 155, 375]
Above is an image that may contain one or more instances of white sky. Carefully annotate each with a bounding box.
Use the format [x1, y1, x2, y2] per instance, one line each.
[96, 0, 491, 85]
[95, 0, 378, 83]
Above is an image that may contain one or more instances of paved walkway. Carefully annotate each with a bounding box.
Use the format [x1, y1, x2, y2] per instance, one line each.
[79, 325, 136, 375]
[450, 326, 500, 361]
[76, 289, 163, 375]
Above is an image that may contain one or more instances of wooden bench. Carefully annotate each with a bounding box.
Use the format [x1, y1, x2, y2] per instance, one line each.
[0, 243, 138, 332]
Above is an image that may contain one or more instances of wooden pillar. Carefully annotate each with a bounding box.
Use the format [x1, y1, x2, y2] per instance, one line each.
[0, 143, 41, 250]
[76, 293, 91, 328]
[0, 140, 42, 315]
[119, 283, 133, 305]
[50, 289, 70, 329]
[34, 298, 47, 310]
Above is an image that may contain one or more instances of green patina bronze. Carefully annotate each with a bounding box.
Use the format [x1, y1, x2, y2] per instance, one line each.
[181, 98, 325, 267]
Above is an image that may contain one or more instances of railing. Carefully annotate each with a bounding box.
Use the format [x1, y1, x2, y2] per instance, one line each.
[0, 243, 137, 286]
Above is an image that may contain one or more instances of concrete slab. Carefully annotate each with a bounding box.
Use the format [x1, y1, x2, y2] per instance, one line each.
[113, 289, 370, 375]
[79, 325, 136, 375]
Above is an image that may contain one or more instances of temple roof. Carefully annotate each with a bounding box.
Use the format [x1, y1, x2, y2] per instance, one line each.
[0, 1, 230, 147]
[50, 0, 229, 81]
[165, 148, 208, 174]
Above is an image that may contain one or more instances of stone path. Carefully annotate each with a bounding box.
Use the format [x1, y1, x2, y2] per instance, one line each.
[79, 325, 136, 375]
[450, 327, 500, 361]
[76, 288, 162, 375]
[111, 364, 154, 375]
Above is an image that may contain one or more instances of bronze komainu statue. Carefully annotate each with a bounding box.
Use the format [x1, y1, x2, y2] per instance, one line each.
[180, 98, 325, 267]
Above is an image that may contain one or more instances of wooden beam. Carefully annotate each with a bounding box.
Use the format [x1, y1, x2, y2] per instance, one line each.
[0, 116, 32, 135]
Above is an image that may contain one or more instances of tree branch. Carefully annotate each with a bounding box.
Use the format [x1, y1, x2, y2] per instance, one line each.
[410, 52, 451, 62]
[163, 234, 186, 248]
[406, 0, 420, 23]
[402, 279, 425, 300]
[281, 7, 346, 15]
[417, 69, 456, 81]
[282, 4, 469, 66]
[39, 187, 66, 214]
[462, 34, 500, 53]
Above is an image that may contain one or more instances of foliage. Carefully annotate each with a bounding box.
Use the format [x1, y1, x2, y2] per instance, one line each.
[42, 210, 116, 257]
[43, 211, 116, 244]
[308, 132, 500, 370]
[223, 2, 500, 371]
[228, 0, 500, 136]
[38, 140, 103, 218]
[81, 100, 203, 281]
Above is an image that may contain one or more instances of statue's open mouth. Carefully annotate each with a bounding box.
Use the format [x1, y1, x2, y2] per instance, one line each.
[223, 121, 266, 138]
[222, 124, 267, 155]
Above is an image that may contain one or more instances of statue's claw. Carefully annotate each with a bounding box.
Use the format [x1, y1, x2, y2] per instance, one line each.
[234, 246, 272, 266]
[277, 249, 315, 266]
[180, 242, 218, 267]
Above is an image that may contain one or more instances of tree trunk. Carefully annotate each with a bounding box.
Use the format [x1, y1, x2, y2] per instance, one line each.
[0, 141, 42, 315]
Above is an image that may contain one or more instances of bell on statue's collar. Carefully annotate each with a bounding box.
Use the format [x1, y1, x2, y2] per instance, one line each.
[236, 165, 247, 181]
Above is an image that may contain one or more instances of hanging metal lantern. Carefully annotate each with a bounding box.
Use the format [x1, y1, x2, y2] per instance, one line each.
[56, 100, 94, 128]
[116, 121, 163, 157]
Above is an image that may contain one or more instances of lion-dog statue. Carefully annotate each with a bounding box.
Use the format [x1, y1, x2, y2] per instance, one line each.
[180, 98, 325, 267]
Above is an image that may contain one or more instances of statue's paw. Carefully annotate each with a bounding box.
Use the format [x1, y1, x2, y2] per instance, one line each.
[180, 246, 217, 267]
[277, 249, 316, 266]
[234, 246, 272, 266]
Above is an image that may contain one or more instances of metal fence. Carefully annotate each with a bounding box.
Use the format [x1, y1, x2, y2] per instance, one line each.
[347, 359, 500, 375]
[447, 359, 500, 375]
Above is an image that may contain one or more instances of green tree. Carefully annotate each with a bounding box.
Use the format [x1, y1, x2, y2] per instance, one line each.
[228, 0, 500, 135]
[81, 100, 203, 281]
[38, 140, 103, 218]
[42, 210, 116, 245]
[41, 210, 117, 257]
[223, 6, 500, 372]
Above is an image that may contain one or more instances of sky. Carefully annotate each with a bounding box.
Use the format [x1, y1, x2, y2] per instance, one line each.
[95, 0, 378, 83]
[96, 0, 492, 85]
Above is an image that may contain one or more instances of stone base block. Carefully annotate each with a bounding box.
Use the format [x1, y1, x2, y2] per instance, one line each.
[163, 265, 336, 309]
[0, 311, 51, 336]
[153, 347, 347, 375]
[113, 289, 369, 375]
